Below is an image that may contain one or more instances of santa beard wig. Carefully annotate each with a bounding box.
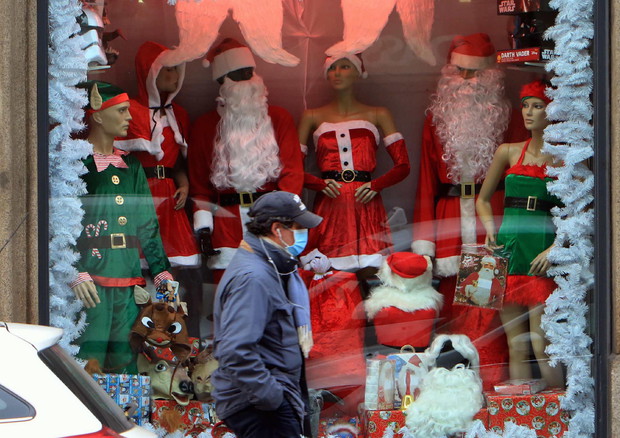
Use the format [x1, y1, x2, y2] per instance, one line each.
[429, 64, 510, 183]
[211, 74, 282, 192]
[405, 365, 484, 437]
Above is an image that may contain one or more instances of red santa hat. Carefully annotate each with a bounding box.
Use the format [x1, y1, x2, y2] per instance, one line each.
[386, 252, 429, 278]
[323, 53, 368, 79]
[520, 79, 552, 104]
[203, 38, 257, 81]
[448, 33, 496, 70]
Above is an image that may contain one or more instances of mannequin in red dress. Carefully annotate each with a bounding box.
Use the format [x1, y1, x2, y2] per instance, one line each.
[298, 54, 410, 273]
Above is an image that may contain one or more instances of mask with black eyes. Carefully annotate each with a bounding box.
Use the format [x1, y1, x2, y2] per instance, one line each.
[130, 299, 192, 361]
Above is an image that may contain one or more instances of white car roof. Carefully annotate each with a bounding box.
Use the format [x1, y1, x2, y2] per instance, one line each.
[0, 322, 63, 350]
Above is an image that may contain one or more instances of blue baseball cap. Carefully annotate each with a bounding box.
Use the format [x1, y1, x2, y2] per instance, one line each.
[249, 191, 323, 229]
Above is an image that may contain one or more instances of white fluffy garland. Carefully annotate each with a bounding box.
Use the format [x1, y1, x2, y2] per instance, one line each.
[48, 0, 90, 353]
[540, 0, 596, 436]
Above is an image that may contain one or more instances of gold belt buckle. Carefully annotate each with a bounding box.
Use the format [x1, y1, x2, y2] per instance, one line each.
[110, 233, 126, 249]
[341, 169, 356, 183]
[460, 182, 475, 198]
[156, 165, 166, 179]
[239, 192, 254, 207]
[527, 196, 537, 211]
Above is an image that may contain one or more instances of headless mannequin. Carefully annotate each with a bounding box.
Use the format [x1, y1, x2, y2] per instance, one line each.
[476, 96, 564, 388]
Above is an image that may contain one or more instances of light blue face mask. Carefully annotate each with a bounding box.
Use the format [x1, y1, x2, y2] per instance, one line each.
[284, 228, 309, 256]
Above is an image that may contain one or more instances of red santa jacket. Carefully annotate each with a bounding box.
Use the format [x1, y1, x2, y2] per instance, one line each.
[188, 105, 303, 269]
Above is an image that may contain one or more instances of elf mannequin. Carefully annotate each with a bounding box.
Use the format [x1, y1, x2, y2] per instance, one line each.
[188, 38, 303, 280]
[298, 54, 410, 272]
[476, 79, 564, 388]
[411, 33, 514, 388]
[71, 81, 175, 374]
[116, 41, 201, 335]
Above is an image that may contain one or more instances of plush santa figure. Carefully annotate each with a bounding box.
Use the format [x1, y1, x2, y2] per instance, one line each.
[188, 38, 303, 276]
[405, 334, 484, 438]
[365, 252, 443, 349]
[461, 256, 503, 306]
[411, 33, 521, 388]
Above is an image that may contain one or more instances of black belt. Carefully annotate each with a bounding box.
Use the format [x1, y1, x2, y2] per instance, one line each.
[504, 196, 560, 212]
[77, 234, 139, 250]
[143, 166, 174, 179]
[218, 191, 268, 207]
[322, 170, 371, 183]
[437, 181, 505, 198]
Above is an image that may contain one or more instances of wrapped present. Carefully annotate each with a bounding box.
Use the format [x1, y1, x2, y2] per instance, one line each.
[150, 400, 224, 436]
[474, 407, 489, 425]
[386, 346, 431, 409]
[92, 373, 150, 425]
[494, 379, 548, 395]
[486, 389, 570, 437]
[361, 409, 406, 438]
[317, 416, 360, 438]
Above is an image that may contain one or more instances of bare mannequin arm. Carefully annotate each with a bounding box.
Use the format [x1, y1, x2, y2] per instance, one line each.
[476, 142, 512, 246]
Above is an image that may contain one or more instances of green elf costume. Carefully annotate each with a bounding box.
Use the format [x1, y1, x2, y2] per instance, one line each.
[71, 81, 173, 373]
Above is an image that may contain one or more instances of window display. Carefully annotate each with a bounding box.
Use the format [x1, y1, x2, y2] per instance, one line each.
[46, 0, 597, 436]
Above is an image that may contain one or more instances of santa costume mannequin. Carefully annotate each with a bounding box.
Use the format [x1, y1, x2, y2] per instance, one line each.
[298, 54, 410, 272]
[476, 80, 564, 388]
[188, 38, 303, 278]
[365, 252, 443, 350]
[411, 33, 513, 388]
[71, 81, 174, 373]
[116, 41, 202, 336]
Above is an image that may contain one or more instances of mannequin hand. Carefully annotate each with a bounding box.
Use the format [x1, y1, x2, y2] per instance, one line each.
[321, 179, 341, 198]
[72, 281, 100, 308]
[174, 185, 189, 210]
[529, 246, 553, 276]
[485, 233, 497, 247]
[354, 182, 377, 204]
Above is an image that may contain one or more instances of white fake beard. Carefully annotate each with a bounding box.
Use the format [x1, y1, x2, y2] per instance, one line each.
[429, 64, 511, 183]
[405, 365, 484, 438]
[211, 74, 282, 192]
[478, 267, 495, 280]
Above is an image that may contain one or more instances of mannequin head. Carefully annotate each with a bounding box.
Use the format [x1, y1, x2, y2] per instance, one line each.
[156, 66, 180, 94]
[326, 58, 360, 91]
[447, 33, 496, 80]
[205, 38, 256, 84]
[520, 80, 551, 132]
[81, 81, 131, 140]
[90, 102, 132, 137]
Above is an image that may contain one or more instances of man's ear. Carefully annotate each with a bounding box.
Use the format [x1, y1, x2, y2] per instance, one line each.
[91, 111, 103, 125]
[270, 221, 281, 236]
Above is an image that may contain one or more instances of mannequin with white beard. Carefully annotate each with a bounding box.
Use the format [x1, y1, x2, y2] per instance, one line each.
[411, 33, 520, 390]
[188, 39, 303, 279]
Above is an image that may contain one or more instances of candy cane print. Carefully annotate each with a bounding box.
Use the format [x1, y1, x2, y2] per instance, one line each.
[84, 224, 101, 259]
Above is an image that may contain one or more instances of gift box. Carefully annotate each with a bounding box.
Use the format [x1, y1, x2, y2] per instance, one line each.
[317, 416, 360, 438]
[150, 400, 225, 436]
[92, 373, 150, 425]
[365, 358, 396, 410]
[386, 346, 431, 409]
[361, 409, 406, 438]
[494, 379, 547, 395]
[486, 389, 570, 437]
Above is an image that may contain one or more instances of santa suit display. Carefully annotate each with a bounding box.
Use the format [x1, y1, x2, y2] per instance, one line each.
[411, 33, 518, 389]
[116, 41, 200, 268]
[304, 121, 409, 271]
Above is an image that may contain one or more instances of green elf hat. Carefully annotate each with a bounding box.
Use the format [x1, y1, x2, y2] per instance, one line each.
[79, 80, 129, 112]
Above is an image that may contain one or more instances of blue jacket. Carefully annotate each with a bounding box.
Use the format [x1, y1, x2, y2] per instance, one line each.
[212, 232, 304, 421]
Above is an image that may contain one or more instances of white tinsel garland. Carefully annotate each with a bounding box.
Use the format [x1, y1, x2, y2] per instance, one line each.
[541, 0, 596, 436]
[48, 0, 90, 353]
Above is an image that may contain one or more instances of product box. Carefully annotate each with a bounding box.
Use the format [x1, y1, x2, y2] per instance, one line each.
[494, 379, 548, 395]
[92, 373, 150, 425]
[486, 389, 570, 437]
[497, 0, 551, 15]
[317, 416, 360, 438]
[365, 358, 396, 410]
[361, 409, 406, 438]
[150, 400, 224, 436]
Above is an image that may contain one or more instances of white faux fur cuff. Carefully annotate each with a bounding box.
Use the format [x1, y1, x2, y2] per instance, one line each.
[194, 210, 213, 232]
[365, 284, 443, 318]
[411, 240, 435, 257]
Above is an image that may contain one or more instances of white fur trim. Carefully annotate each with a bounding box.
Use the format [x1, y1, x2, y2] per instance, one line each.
[206, 247, 237, 270]
[460, 197, 477, 245]
[411, 240, 435, 257]
[450, 52, 495, 70]
[434, 255, 460, 277]
[193, 210, 213, 231]
[323, 54, 368, 79]
[425, 334, 480, 369]
[365, 283, 443, 318]
[313, 120, 380, 147]
[141, 254, 201, 269]
[383, 132, 404, 147]
[115, 138, 165, 161]
[329, 253, 384, 271]
[211, 46, 256, 81]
